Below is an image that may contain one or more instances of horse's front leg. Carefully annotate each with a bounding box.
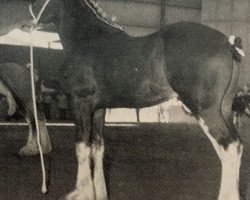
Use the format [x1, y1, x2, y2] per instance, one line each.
[65, 95, 95, 200]
[19, 109, 52, 156]
[92, 109, 107, 200]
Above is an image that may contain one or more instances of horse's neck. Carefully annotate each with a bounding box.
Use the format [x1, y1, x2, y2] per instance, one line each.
[58, 0, 126, 54]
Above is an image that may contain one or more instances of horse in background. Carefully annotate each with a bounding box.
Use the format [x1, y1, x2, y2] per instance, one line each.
[0, 43, 69, 155]
[232, 93, 250, 128]
[0, 63, 51, 155]
[0, 0, 60, 155]
[37, 1, 245, 200]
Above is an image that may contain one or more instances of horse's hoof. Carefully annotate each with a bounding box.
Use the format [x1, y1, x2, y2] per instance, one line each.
[96, 197, 108, 200]
[65, 191, 78, 200]
[65, 188, 94, 200]
[19, 144, 39, 156]
[19, 143, 52, 156]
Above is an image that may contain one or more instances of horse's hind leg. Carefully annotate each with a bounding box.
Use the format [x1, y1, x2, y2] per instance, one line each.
[235, 113, 242, 129]
[19, 108, 52, 155]
[92, 109, 107, 200]
[37, 111, 52, 154]
[19, 113, 38, 155]
[197, 104, 243, 200]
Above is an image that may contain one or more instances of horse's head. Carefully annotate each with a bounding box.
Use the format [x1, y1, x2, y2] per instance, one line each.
[30, 0, 124, 54]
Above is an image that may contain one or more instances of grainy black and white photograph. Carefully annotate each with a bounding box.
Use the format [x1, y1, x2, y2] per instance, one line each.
[0, 0, 250, 199]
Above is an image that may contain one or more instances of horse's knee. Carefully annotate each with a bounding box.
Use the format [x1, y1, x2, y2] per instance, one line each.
[72, 84, 96, 99]
[72, 100, 94, 143]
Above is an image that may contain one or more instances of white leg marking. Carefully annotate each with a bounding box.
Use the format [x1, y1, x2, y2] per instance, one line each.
[19, 118, 52, 156]
[66, 142, 94, 200]
[233, 112, 237, 125]
[159, 98, 192, 122]
[245, 107, 250, 116]
[38, 120, 52, 154]
[26, 117, 33, 143]
[19, 117, 38, 155]
[198, 118, 243, 200]
[236, 116, 242, 129]
[92, 141, 107, 200]
[6, 94, 17, 116]
[159, 98, 181, 123]
[218, 143, 243, 200]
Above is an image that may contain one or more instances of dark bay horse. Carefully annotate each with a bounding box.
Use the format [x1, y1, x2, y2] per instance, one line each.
[49, 1, 245, 200]
[0, 0, 246, 200]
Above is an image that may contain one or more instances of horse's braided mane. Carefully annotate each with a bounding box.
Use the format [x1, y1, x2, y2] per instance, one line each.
[82, 0, 123, 30]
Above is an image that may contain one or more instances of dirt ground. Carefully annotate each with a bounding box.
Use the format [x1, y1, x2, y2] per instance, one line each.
[0, 118, 249, 200]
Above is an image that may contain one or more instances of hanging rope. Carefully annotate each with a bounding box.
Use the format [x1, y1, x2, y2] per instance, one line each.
[29, 0, 51, 194]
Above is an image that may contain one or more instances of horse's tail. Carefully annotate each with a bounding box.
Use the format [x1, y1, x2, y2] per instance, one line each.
[220, 36, 245, 120]
[225, 35, 245, 97]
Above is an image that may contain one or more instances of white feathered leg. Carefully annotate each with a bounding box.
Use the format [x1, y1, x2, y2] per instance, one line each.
[65, 142, 94, 200]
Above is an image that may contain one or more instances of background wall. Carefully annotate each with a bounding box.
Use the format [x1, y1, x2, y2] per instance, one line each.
[100, 0, 202, 36]
[202, 0, 250, 87]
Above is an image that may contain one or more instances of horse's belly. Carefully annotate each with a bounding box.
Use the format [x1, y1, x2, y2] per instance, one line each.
[97, 74, 177, 108]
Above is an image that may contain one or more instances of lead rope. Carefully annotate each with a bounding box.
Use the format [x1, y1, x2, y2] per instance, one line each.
[29, 0, 51, 193]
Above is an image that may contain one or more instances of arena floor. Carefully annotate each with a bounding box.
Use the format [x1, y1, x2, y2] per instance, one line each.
[0, 118, 250, 200]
